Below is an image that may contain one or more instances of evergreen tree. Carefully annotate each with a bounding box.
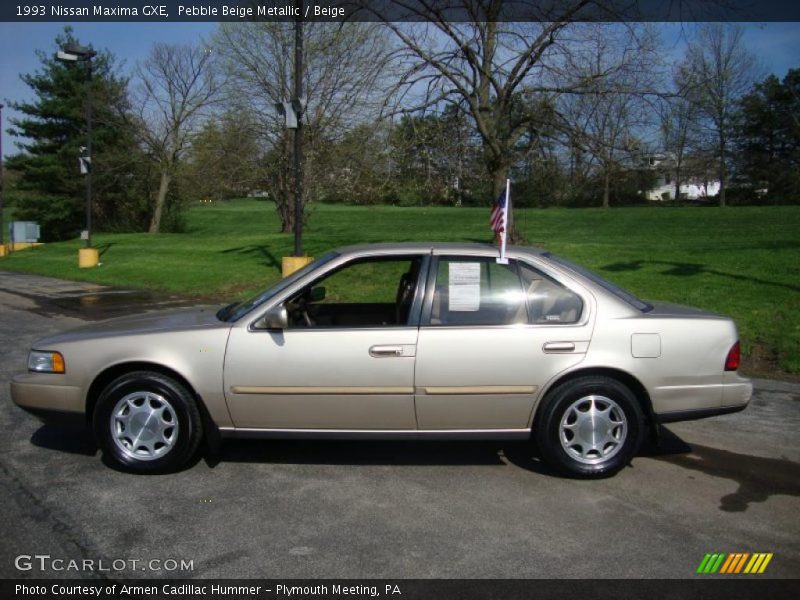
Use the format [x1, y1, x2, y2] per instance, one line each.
[6, 27, 149, 240]
[735, 69, 800, 203]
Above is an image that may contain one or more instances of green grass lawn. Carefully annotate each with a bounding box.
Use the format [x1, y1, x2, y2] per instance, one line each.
[2, 200, 799, 376]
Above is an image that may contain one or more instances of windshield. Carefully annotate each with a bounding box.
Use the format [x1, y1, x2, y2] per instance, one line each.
[543, 253, 653, 312]
[217, 252, 339, 322]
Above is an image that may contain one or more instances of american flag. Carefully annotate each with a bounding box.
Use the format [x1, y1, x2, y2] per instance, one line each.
[490, 189, 506, 235]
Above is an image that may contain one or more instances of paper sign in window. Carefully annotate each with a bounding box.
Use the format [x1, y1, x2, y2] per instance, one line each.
[448, 262, 481, 311]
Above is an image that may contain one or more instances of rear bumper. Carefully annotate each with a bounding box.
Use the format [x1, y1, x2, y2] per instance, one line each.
[10, 373, 85, 423]
[653, 378, 752, 424]
[655, 403, 748, 424]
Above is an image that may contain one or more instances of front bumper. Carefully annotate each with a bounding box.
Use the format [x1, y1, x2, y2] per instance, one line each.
[10, 373, 85, 423]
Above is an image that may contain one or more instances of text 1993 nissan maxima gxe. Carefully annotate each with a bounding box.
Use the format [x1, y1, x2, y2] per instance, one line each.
[11, 243, 752, 477]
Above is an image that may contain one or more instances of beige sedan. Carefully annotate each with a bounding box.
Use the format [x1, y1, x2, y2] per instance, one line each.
[11, 243, 752, 477]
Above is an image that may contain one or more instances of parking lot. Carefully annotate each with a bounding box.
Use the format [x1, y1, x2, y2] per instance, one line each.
[1, 271, 798, 579]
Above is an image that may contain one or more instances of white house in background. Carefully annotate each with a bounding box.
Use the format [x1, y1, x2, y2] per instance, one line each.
[645, 177, 720, 201]
[640, 152, 720, 201]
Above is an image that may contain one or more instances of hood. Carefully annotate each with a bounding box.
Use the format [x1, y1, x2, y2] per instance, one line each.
[34, 306, 229, 346]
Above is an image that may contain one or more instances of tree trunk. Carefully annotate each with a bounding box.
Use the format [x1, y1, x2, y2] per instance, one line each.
[602, 170, 610, 208]
[277, 189, 294, 233]
[674, 165, 681, 203]
[149, 169, 171, 233]
[718, 138, 727, 207]
[491, 167, 507, 203]
[274, 133, 297, 233]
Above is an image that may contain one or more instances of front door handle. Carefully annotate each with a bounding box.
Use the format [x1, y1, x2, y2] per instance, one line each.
[369, 345, 404, 358]
[543, 341, 576, 353]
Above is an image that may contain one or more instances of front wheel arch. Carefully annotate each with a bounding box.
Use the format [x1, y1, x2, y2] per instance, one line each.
[87, 362, 200, 424]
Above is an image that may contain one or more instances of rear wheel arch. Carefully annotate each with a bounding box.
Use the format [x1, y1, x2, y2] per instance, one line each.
[533, 367, 655, 432]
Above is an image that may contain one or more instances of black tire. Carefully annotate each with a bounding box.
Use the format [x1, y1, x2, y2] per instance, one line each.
[536, 375, 645, 478]
[93, 371, 203, 473]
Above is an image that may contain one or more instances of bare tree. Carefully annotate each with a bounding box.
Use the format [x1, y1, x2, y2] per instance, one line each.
[659, 65, 700, 202]
[134, 43, 221, 233]
[214, 22, 396, 232]
[372, 1, 660, 224]
[681, 24, 760, 207]
[561, 26, 657, 207]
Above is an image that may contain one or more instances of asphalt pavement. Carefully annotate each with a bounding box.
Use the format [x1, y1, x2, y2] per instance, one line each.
[0, 270, 798, 579]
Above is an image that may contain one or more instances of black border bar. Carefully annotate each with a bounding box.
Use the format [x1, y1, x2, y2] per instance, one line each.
[3, 579, 800, 600]
[3, 1, 800, 23]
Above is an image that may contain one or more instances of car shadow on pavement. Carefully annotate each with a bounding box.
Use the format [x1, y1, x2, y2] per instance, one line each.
[30, 423, 98, 456]
[213, 438, 563, 473]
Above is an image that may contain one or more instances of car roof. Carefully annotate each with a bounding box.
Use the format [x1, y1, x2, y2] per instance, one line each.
[335, 241, 549, 258]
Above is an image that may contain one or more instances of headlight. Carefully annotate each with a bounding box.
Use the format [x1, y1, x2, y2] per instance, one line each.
[28, 350, 66, 374]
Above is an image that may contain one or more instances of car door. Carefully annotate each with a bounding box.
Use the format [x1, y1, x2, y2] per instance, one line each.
[414, 254, 594, 431]
[223, 254, 428, 430]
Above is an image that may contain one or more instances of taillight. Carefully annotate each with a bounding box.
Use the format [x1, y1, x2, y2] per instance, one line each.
[724, 341, 741, 371]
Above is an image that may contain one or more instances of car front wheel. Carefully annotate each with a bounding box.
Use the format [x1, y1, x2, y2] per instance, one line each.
[536, 375, 645, 478]
[93, 371, 203, 473]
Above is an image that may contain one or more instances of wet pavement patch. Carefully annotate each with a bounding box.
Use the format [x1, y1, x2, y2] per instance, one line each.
[652, 442, 800, 512]
[48, 290, 201, 320]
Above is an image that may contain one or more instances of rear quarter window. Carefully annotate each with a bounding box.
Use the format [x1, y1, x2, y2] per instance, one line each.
[519, 263, 583, 324]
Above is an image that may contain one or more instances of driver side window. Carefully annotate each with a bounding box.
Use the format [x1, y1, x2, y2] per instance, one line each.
[284, 256, 424, 328]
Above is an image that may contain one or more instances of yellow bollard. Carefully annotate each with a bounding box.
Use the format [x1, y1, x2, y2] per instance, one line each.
[78, 247, 99, 268]
[0, 244, 7, 257]
[281, 256, 313, 277]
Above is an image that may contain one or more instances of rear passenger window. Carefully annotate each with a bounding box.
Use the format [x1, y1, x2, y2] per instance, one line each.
[519, 264, 583, 324]
[429, 258, 527, 326]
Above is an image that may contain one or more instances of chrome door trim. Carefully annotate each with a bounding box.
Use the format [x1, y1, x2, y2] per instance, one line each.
[230, 386, 415, 395]
[419, 385, 537, 395]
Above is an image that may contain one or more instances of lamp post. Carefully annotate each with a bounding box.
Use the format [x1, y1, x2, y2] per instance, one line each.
[56, 44, 98, 268]
[277, 1, 312, 277]
[293, 0, 304, 258]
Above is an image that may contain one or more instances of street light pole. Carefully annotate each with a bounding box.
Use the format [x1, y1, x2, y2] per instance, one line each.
[293, 0, 304, 257]
[84, 58, 93, 249]
[56, 44, 97, 266]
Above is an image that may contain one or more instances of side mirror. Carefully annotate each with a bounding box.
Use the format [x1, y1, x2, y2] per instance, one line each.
[254, 306, 288, 330]
[308, 286, 326, 303]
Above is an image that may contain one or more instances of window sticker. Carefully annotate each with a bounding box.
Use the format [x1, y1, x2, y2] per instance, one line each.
[448, 262, 481, 311]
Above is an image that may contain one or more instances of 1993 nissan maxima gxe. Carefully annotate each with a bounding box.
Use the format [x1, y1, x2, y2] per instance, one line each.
[11, 243, 752, 477]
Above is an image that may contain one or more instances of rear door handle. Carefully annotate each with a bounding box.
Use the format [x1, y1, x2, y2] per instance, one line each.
[543, 342, 576, 353]
[369, 345, 404, 358]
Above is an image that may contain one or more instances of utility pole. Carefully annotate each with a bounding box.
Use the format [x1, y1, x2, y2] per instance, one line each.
[56, 44, 97, 267]
[84, 57, 93, 248]
[293, 0, 304, 257]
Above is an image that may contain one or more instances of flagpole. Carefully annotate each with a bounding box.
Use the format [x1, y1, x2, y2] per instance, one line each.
[498, 178, 510, 264]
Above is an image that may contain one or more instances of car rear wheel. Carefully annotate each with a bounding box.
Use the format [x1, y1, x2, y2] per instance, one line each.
[536, 375, 645, 478]
[93, 371, 202, 473]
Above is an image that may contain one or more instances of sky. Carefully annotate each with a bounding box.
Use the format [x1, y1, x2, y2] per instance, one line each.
[1, 21, 799, 157]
